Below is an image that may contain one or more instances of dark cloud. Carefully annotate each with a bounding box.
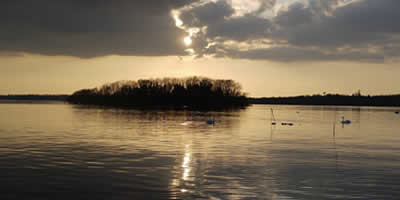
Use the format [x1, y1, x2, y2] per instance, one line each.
[306, 0, 344, 16]
[254, 0, 276, 15]
[332, 0, 400, 33]
[275, 0, 400, 48]
[181, 0, 400, 62]
[178, 1, 272, 58]
[208, 15, 272, 41]
[223, 46, 384, 63]
[274, 3, 313, 27]
[180, 0, 272, 41]
[383, 42, 400, 61]
[0, 0, 197, 58]
[179, 0, 235, 27]
[266, 0, 400, 62]
[1, 0, 400, 62]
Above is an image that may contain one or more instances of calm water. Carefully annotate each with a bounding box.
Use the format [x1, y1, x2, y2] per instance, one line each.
[1, 101, 400, 200]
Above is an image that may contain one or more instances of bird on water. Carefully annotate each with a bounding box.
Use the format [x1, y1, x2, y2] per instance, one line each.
[340, 116, 351, 124]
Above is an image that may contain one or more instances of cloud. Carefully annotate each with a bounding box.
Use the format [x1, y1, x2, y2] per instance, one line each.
[177, 0, 400, 62]
[0, 0, 198, 58]
[254, 0, 276, 15]
[177, 0, 273, 58]
[274, 2, 313, 27]
[223, 46, 384, 62]
[179, 0, 235, 26]
[180, 0, 273, 41]
[274, 0, 400, 47]
[1, 0, 400, 62]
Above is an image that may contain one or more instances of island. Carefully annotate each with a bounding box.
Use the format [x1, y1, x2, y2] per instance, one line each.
[67, 77, 249, 109]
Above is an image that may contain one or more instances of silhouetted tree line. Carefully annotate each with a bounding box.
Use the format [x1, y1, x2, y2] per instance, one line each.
[249, 93, 400, 107]
[67, 77, 248, 108]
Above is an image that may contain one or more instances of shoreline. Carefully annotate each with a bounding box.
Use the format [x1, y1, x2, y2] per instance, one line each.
[2, 95, 400, 108]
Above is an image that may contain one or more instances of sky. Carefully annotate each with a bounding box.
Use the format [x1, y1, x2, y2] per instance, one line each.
[1, 0, 400, 97]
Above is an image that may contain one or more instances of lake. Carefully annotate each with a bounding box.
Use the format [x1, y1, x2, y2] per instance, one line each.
[1, 101, 400, 199]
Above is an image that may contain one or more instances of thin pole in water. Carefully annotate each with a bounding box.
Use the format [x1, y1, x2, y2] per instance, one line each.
[271, 108, 277, 125]
[333, 111, 336, 137]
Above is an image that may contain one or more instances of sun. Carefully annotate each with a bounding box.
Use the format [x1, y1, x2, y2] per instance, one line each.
[184, 36, 192, 46]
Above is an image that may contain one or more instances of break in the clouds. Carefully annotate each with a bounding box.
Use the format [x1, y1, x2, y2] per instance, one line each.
[1, 0, 400, 62]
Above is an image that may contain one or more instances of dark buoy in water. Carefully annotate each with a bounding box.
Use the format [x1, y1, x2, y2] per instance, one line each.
[270, 108, 277, 126]
[281, 122, 294, 126]
[207, 120, 215, 125]
[340, 117, 351, 124]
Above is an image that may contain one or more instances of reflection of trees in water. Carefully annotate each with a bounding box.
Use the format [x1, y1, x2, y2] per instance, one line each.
[69, 106, 251, 198]
[71, 106, 245, 130]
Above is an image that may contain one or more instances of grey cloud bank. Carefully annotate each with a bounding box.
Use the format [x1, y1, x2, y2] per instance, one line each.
[1, 0, 399, 62]
[180, 0, 400, 62]
[0, 0, 198, 58]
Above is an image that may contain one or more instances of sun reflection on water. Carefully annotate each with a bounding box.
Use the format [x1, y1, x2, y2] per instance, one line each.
[170, 143, 193, 196]
[182, 152, 191, 181]
[182, 144, 192, 184]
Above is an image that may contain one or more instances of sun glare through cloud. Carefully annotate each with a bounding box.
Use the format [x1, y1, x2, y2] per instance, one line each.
[171, 0, 285, 58]
[184, 36, 192, 46]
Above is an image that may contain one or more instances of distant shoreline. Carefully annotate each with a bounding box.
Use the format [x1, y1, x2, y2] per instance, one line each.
[2, 94, 400, 108]
[249, 94, 400, 107]
[0, 95, 68, 101]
